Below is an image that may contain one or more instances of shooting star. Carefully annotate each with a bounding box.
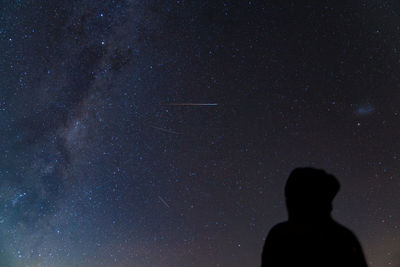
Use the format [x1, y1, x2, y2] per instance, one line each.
[160, 103, 218, 106]
[158, 196, 170, 208]
[150, 125, 182, 135]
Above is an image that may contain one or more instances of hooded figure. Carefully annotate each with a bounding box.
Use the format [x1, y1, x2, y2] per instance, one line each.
[261, 167, 368, 267]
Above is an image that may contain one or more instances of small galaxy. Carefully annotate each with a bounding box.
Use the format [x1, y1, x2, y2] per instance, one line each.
[355, 103, 376, 117]
[1, 1, 400, 266]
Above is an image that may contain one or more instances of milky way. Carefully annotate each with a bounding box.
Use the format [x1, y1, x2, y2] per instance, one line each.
[1, 1, 400, 266]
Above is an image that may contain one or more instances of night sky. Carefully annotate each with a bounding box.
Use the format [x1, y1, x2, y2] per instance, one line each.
[1, 0, 400, 266]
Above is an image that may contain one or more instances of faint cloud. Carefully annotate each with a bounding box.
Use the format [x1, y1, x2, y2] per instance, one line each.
[355, 103, 375, 116]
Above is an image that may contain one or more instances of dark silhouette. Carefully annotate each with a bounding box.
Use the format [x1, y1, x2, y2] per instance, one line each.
[261, 167, 368, 267]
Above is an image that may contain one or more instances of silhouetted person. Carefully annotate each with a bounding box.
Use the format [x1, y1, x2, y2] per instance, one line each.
[261, 167, 368, 267]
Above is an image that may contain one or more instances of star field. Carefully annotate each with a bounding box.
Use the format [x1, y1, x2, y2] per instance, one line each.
[0, 1, 400, 266]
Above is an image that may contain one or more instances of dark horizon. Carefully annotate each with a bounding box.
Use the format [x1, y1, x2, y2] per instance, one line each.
[1, 0, 399, 266]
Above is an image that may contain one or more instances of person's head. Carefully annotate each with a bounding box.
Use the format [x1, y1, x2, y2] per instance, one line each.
[285, 167, 340, 221]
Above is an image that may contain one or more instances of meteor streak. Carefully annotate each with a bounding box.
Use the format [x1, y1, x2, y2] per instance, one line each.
[158, 196, 170, 208]
[150, 125, 182, 135]
[160, 103, 218, 106]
